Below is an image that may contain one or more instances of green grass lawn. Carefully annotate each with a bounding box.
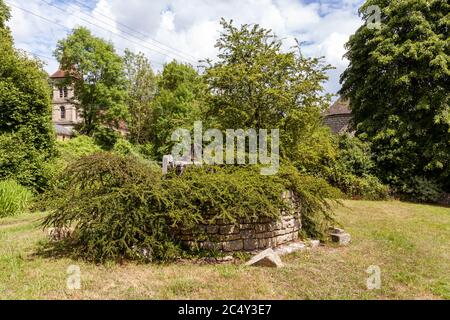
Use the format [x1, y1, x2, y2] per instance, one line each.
[0, 200, 449, 300]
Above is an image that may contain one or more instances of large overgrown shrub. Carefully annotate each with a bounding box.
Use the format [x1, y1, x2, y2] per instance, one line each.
[43, 153, 340, 262]
[0, 179, 33, 217]
[164, 164, 341, 239]
[42, 152, 177, 262]
[278, 165, 342, 239]
[92, 126, 121, 150]
[45, 136, 103, 190]
[112, 139, 159, 167]
[328, 172, 389, 201]
[162, 165, 288, 228]
[333, 134, 374, 176]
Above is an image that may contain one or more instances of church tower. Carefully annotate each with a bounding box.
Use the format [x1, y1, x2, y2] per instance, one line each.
[49, 69, 82, 140]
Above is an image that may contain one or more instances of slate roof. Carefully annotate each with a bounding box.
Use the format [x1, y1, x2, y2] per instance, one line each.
[324, 98, 351, 116]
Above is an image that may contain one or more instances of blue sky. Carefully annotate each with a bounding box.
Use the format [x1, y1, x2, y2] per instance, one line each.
[6, 0, 365, 95]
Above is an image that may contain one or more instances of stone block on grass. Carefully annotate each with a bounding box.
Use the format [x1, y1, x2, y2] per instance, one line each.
[330, 232, 351, 246]
[245, 248, 284, 268]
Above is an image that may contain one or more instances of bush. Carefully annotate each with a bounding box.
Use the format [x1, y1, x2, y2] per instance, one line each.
[357, 175, 390, 201]
[164, 164, 341, 238]
[112, 139, 160, 168]
[278, 165, 342, 239]
[399, 176, 442, 203]
[329, 171, 389, 201]
[57, 135, 102, 160]
[0, 132, 54, 192]
[45, 136, 103, 190]
[136, 143, 156, 160]
[42, 152, 178, 262]
[326, 134, 390, 200]
[92, 126, 121, 150]
[112, 138, 141, 158]
[43, 153, 341, 262]
[335, 134, 375, 176]
[0, 179, 33, 217]
[162, 165, 288, 227]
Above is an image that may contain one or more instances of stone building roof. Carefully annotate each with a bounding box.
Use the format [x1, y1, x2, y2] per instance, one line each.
[50, 69, 67, 79]
[323, 98, 353, 134]
[324, 98, 351, 116]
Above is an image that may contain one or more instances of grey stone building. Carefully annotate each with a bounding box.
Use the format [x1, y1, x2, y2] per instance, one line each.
[323, 98, 353, 134]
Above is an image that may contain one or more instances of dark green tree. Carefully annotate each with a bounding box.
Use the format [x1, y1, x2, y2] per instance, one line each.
[0, 0, 55, 191]
[54, 27, 129, 136]
[340, 0, 450, 195]
[204, 19, 335, 170]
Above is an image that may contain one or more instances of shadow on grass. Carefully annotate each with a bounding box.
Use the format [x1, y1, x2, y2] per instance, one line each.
[31, 239, 81, 261]
[31, 238, 247, 267]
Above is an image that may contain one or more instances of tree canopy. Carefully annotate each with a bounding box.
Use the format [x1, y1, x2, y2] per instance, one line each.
[123, 50, 157, 144]
[0, 0, 56, 191]
[204, 19, 335, 170]
[150, 61, 208, 158]
[54, 27, 129, 136]
[340, 0, 450, 193]
[0, 0, 11, 30]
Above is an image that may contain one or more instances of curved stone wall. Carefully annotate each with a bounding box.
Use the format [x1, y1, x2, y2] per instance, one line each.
[174, 191, 302, 252]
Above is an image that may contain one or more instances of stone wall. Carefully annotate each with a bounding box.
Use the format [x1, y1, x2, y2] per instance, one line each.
[173, 191, 302, 252]
[323, 114, 353, 134]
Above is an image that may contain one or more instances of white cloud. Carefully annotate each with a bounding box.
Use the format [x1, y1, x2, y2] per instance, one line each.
[6, 0, 364, 94]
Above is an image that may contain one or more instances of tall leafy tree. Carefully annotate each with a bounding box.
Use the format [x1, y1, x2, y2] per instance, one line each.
[0, 0, 10, 30]
[0, 0, 55, 191]
[204, 19, 335, 169]
[151, 61, 207, 158]
[123, 50, 157, 144]
[340, 0, 450, 194]
[54, 27, 129, 136]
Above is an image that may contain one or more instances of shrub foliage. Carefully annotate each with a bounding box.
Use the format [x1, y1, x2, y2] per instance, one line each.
[326, 134, 389, 200]
[0, 132, 55, 192]
[43, 153, 340, 262]
[42, 153, 177, 262]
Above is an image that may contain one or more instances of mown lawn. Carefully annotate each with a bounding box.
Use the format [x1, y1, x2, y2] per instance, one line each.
[0, 200, 449, 300]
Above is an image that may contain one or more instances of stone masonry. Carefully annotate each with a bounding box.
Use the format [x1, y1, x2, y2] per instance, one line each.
[323, 98, 353, 134]
[173, 191, 302, 252]
[323, 114, 353, 134]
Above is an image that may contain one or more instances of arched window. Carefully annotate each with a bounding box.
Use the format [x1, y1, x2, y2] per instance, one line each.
[60, 106, 66, 119]
[59, 87, 68, 98]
